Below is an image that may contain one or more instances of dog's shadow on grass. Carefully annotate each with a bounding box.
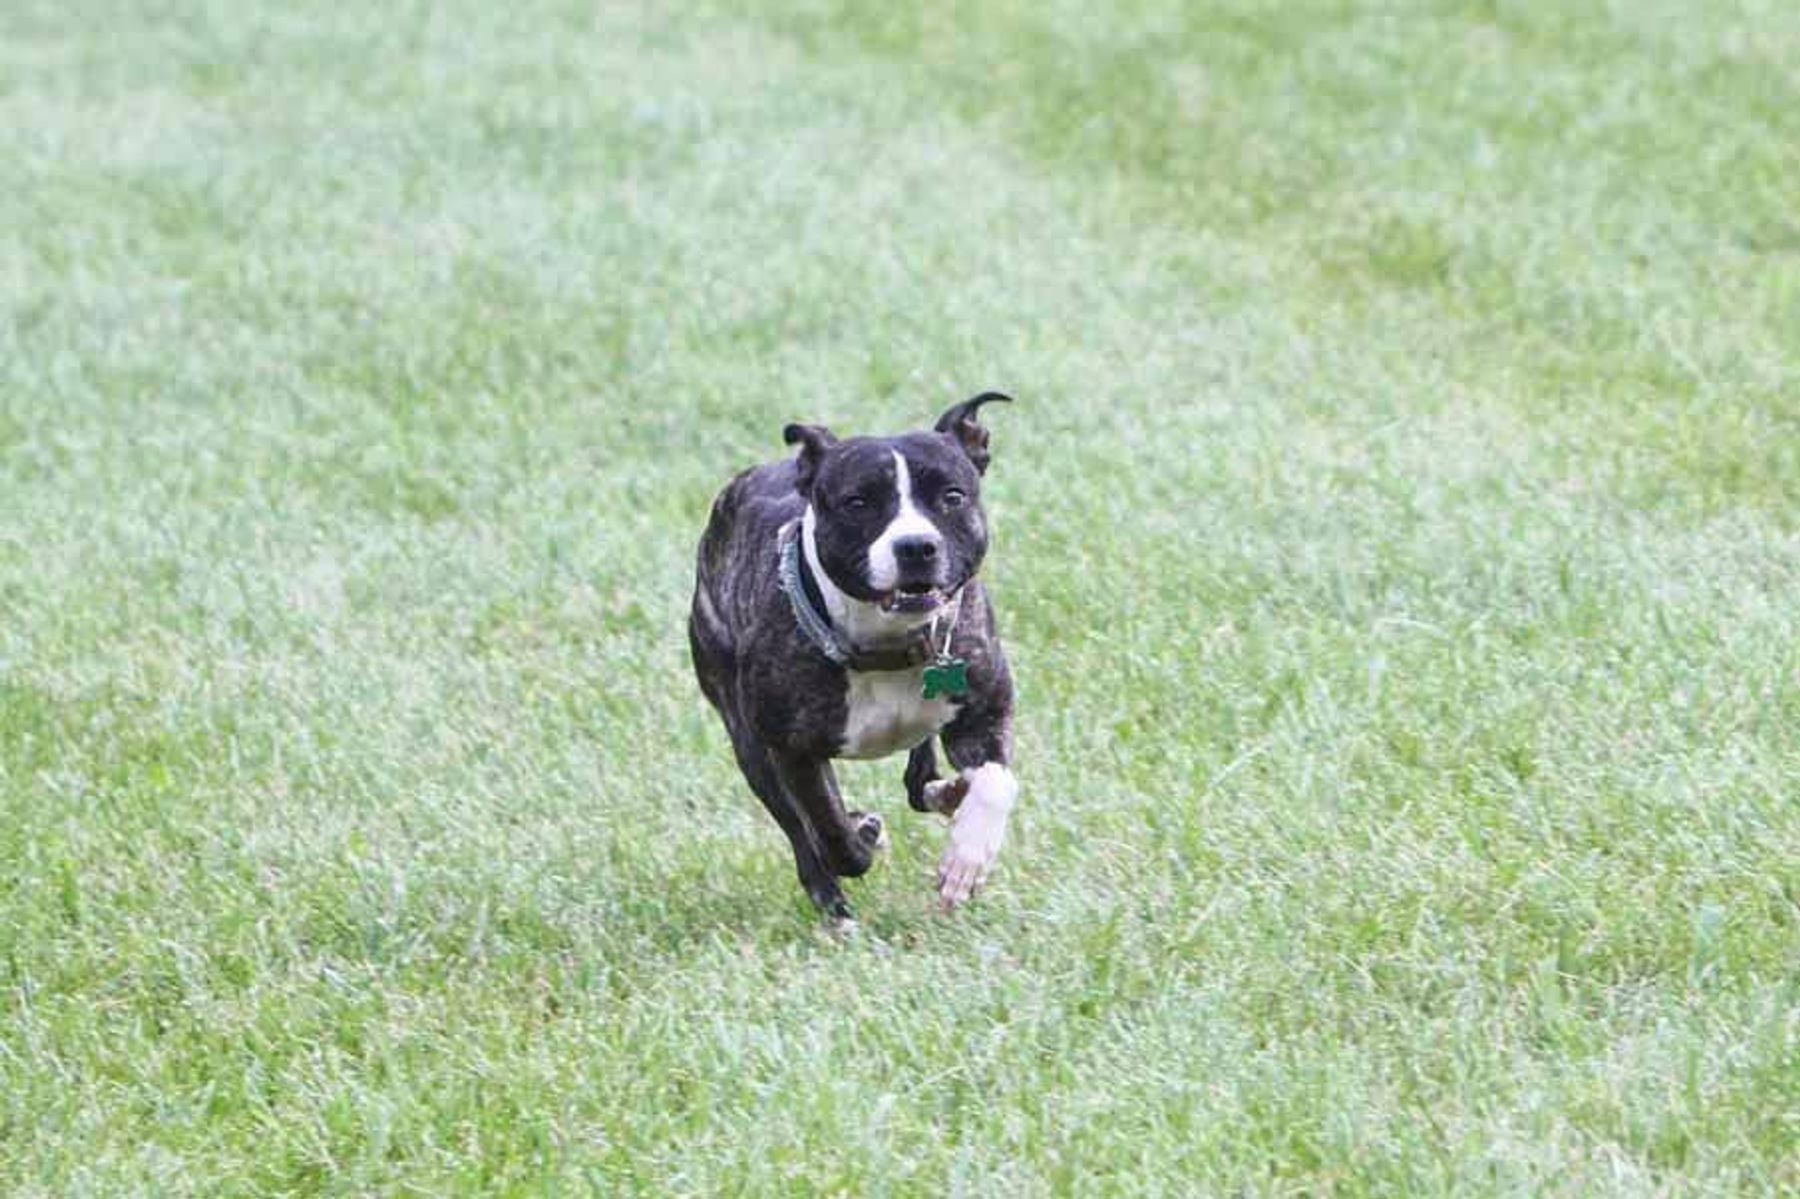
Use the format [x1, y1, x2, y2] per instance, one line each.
[598, 850, 978, 956]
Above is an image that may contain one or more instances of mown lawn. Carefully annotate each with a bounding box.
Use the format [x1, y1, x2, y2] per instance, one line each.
[3, 1, 1798, 1193]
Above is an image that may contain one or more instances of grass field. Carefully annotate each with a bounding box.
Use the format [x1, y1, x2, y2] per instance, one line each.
[4, 1, 1800, 1193]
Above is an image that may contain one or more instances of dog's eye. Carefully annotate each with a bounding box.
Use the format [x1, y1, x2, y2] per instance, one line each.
[941, 488, 968, 510]
[843, 495, 872, 512]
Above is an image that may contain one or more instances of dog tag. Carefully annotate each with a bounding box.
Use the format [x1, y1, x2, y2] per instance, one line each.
[921, 657, 969, 699]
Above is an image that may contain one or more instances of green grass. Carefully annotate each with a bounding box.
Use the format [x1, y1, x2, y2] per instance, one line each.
[4, 0, 1799, 1192]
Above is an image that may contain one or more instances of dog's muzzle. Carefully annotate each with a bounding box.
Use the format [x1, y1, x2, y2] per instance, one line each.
[882, 536, 948, 613]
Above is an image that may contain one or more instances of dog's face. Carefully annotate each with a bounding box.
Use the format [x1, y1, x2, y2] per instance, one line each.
[786, 394, 1008, 617]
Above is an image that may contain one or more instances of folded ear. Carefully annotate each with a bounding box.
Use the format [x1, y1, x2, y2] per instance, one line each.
[933, 391, 1012, 475]
[782, 422, 839, 495]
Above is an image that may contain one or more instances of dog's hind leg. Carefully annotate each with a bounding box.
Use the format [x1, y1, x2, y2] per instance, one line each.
[773, 753, 882, 881]
[905, 740, 967, 815]
[725, 715, 850, 920]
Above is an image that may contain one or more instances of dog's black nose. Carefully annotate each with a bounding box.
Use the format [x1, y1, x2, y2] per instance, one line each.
[894, 537, 938, 563]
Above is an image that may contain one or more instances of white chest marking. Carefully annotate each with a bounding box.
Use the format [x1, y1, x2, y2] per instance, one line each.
[838, 669, 956, 760]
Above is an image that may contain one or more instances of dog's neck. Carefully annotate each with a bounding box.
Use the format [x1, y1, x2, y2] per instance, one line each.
[801, 505, 953, 649]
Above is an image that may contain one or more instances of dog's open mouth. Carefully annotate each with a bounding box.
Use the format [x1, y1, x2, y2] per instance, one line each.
[879, 582, 947, 614]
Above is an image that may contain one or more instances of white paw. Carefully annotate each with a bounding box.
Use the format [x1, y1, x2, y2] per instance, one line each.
[937, 827, 1000, 908]
[936, 764, 1016, 909]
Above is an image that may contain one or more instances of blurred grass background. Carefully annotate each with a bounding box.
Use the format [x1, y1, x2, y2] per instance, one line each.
[2, 1, 1797, 1192]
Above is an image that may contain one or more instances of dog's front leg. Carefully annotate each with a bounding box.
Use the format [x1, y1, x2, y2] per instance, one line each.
[936, 706, 1017, 910]
[772, 753, 885, 881]
[904, 741, 968, 814]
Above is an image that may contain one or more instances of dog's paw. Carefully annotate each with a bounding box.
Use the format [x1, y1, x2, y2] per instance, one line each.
[919, 776, 969, 816]
[935, 765, 1016, 910]
[937, 805, 1006, 909]
[851, 810, 890, 852]
[814, 892, 857, 938]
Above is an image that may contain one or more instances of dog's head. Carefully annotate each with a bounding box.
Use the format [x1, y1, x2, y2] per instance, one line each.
[785, 393, 1010, 618]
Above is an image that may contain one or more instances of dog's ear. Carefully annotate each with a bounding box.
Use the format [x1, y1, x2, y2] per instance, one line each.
[783, 422, 839, 495]
[934, 391, 1012, 475]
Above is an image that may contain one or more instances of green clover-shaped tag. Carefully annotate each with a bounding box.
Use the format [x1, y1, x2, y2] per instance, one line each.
[921, 658, 969, 699]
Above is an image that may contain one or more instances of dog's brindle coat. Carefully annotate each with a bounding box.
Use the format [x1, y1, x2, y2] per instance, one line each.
[689, 396, 1016, 922]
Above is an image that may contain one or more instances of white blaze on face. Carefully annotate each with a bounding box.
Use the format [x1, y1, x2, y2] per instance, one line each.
[865, 451, 939, 592]
[938, 763, 1017, 908]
